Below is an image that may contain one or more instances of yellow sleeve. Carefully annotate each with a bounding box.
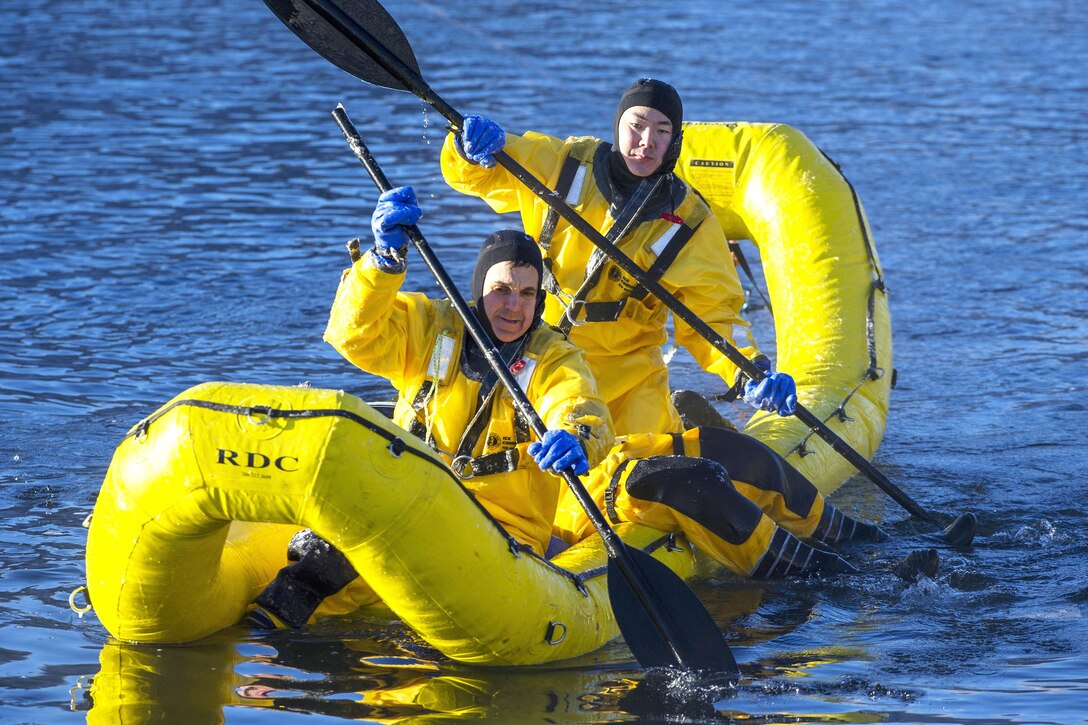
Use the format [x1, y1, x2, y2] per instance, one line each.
[440, 129, 570, 216]
[322, 252, 438, 387]
[527, 334, 615, 468]
[664, 212, 763, 386]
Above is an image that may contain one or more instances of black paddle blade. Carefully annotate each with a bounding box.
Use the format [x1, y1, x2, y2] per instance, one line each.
[608, 546, 738, 677]
[263, 0, 420, 91]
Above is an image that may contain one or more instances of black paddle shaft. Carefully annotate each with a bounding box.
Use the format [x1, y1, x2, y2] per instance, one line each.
[331, 105, 737, 675]
[269, 0, 936, 524]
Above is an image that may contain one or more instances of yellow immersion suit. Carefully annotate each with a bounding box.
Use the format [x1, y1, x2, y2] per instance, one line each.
[441, 131, 762, 437]
[555, 426, 870, 578]
[324, 251, 615, 557]
[437, 130, 818, 574]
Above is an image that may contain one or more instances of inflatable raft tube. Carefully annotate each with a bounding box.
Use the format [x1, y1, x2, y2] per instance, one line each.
[677, 122, 893, 495]
[83, 381, 698, 665]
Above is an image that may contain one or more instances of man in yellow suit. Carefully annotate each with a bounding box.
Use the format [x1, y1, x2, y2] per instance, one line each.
[439, 88, 908, 580]
[248, 186, 615, 628]
[322, 186, 615, 556]
[441, 77, 798, 437]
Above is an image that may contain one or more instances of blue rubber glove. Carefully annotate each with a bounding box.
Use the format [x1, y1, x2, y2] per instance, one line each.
[371, 186, 421, 251]
[455, 114, 505, 169]
[742, 359, 797, 416]
[528, 429, 589, 475]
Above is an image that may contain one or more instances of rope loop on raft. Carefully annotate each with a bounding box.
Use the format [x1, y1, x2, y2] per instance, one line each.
[785, 368, 884, 460]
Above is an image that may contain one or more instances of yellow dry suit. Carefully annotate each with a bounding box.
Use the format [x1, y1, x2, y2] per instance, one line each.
[441, 131, 761, 437]
[553, 426, 878, 578]
[324, 252, 615, 557]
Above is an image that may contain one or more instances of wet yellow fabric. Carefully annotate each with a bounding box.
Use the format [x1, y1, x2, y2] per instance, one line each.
[441, 131, 760, 436]
[554, 428, 828, 577]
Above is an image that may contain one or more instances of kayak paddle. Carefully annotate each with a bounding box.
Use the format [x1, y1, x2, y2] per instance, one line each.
[258, 0, 970, 537]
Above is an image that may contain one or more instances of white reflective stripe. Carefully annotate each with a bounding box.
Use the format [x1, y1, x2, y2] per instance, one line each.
[513, 358, 537, 391]
[429, 334, 456, 381]
[565, 166, 587, 205]
[649, 223, 681, 257]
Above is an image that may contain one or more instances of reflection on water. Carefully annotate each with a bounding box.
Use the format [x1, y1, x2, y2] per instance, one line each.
[84, 614, 866, 723]
[78, 569, 1009, 722]
[83, 629, 639, 722]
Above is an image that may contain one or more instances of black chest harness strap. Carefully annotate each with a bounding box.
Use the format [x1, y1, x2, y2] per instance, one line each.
[538, 149, 703, 334]
[407, 334, 533, 479]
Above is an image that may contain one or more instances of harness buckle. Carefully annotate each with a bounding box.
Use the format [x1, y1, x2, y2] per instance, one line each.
[561, 299, 590, 328]
[450, 455, 475, 479]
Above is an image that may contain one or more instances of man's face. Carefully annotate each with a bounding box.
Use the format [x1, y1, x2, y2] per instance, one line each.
[481, 261, 539, 342]
[616, 105, 673, 177]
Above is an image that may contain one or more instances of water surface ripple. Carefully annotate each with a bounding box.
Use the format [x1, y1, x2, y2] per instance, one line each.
[2, 1, 1086, 722]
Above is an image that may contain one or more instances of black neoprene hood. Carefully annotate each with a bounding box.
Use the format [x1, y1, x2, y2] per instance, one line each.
[613, 77, 684, 140]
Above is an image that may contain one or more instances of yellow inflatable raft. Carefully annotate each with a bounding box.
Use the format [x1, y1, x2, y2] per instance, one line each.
[84, 381, 698, 664]
[677, 122, 893, 495]
[81, 123, 887, 663]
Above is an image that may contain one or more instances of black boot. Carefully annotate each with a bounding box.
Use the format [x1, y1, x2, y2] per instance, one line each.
[245, 529, 359, 629]
[750, 528, 859, 578]
[671, 390, 738, 432]
[810, 504, 888, 545]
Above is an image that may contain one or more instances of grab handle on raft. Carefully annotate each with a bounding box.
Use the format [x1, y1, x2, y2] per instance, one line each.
[330, 103, 738, 677]
[261, 0, 943, 526]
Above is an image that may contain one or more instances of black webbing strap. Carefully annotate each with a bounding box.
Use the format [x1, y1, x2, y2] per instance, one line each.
[450, 447, 520, 479]
[557, 251, 612, 334]
[448, 337, 532, 478]
[555, 216, 701, 329]
[729, 239, 773, 314]
[538, 153, 584, 252]
[540, 154, 584, 299]
[624, 217, 703, 303]
[407, 380, 436, 444]
[560, 297, 629, 328]
[556, 176, 670, 333]
[603, 458, 636, 525]
[670, 432, 684, 455]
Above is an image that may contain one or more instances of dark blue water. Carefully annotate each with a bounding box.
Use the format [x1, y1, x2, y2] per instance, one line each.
[3, 1, 1086, 722]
